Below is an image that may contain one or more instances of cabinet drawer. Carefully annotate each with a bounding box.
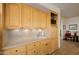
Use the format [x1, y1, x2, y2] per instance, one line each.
[39, 39, 50, 54]
[26, 48, 38, 55]
[4, 46, 26, 55]
[26, 41, 40, 50]
[26, 41, 40, 55]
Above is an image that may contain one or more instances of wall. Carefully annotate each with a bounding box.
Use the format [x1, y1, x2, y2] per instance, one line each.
[60, 17, 68, 39]
[62, 16, 79, 38]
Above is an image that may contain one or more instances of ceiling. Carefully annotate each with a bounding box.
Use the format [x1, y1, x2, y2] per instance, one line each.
[52, 3, 79, 18]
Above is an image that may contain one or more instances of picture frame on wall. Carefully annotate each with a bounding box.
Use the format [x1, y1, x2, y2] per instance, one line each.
[63, 25, 66, 30]
[69, 24, 78, 30]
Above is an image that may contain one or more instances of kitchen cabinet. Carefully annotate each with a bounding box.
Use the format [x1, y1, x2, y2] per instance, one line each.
[26, 41, 40, 55]
[0, 4, 4, 30]
[32, 8, 40, 28]
[4, 4, 49, 29]
[5, 4, 21, 29]
[3, 39, 51, 55]
[50, 37, 58, 53]
[32, 8, 48, 29]
[21, 4, 32, 29]
[0, 4, 4, 51]
[41, 12, 47, 29]
[26, 39, 50, 55]
[4, 46, 26, 55]
[39, 39, 51, 55]
[46, 13, 51, 29]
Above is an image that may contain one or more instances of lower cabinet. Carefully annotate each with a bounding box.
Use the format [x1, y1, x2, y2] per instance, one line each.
[26, 39, 51, 55]
[4, 46, 26, 55]
[3, 39, 55, 55]
[26, 41, 40, 55]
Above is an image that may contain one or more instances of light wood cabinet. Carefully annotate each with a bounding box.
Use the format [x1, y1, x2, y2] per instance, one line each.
[4, 46, 26, 55]
[21, 4, 32, 29]
[41, 12, 47, 29]
[46, 13, 51, 29]
[0, 4, 4, 30]
[26, 41, 40, 55]
[50, 37, 58, 52]
[39, 39, 51, 54]
[32, 9, 48, 29]
[32, 8, 40, 28]
[5, 4, 21, 29]
[4, 4, 49, 29]
[26, 39, 50, 55]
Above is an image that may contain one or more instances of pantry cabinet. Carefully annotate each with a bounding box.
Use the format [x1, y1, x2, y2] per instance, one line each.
[5, 4, 21, 29]
[4, 46, 26, 55]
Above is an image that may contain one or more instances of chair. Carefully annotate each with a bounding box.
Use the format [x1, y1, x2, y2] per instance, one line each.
[63, 31, 72, 40]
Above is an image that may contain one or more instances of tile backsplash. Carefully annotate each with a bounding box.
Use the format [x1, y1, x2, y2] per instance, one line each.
[4, 29, 50, 47]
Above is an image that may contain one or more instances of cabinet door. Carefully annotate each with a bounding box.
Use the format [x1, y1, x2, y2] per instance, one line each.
[26, 42, 40, 55]
[41, 12, 47, 29]
[37, 40, 50, 55]
[49, 37, 58, 53]
[46, 13, 51, 29]
[21, 4, 32, 29]
[32, 8, 41, 28]
[0, 4, 4, 30]
[5, 4, 21, 29]
[4, 46, 26, 55]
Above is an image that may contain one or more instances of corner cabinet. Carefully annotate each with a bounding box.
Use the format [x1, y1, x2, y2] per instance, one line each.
[5, 4, 21, 29]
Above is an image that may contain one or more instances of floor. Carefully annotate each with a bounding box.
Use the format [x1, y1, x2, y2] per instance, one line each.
[52, 40, 79, 55]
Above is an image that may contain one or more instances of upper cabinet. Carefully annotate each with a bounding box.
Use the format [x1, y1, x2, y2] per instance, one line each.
[5, 4, 21, 29]
[0, 4, 4, 30]
[32, 8, 40, 28]
[21, 4, 32, 29]
[41, 11, 47, 29]
[4, 4, 50, 29]
[32, 8, 48, 29]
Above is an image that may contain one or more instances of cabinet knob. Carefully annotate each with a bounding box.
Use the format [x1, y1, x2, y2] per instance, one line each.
[34, 50, 36, 53]
[34, 44, 36, 46]
[16, 50, 18, 52]
[45, 43, 48, 46]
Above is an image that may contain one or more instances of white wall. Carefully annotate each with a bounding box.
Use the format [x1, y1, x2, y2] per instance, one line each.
[62, 16, 79, 37]
[60, 17, 68, 39]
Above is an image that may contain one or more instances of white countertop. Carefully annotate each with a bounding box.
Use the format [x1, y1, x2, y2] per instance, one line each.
[3, 38, 48, 49]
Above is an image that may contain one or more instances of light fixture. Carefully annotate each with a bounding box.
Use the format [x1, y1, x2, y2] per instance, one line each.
[23, 29, 30, 32]
[38, 28, 42, 32]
